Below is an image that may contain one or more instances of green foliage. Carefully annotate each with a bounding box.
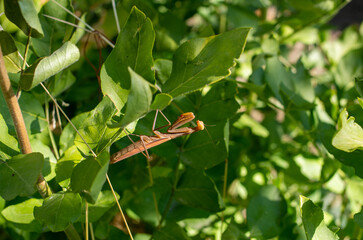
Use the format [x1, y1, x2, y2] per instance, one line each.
[0, 0, 362, 239]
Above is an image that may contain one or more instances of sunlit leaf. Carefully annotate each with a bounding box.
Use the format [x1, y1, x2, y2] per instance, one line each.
[162, 27, 250, 97]
[20, 41, 80, 90]
[0, 113, 19, 160]
[1, 198, 43, 232]
[332, 109, 363, 152]
[100, 6, 155, 111]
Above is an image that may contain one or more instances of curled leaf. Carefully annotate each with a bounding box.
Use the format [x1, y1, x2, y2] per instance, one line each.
[332, 109, 363, 152]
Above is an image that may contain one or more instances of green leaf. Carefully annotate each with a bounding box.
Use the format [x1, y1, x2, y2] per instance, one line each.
[316, 104, 363, 178]
[80, 190, 119, 222]
[355, 77, 363, 97]
[4, 0, 44, 38]
[162, 27, 250, 97]
[1, 198, 43, 232]
[0, 91, 47, 136]
[150, 93, 173, 110]
[181, 121, 228, 169]
[174, 168, 223, 212]
[152, 222, 191, 240]
[34, 192, 82, 232]
[74, 96, 118, 154]
[2, 198, 42, 224]
[265, 56, 287, 104]
[112, 68, 153, 128]
[332, 109, 363, 152]
[100, 6, 155, 111]
[247, 185, 287, 238]
[354, 208, 363, 229]
[198, 81, 240, 124]
[55, 145, 83, 188]
[46, 69, 76, 98]
[0, 152, 44, 200]
[0, 113, 20, 160]
[0, 31, 22, 73]
[71, 151, 109, 203]
[20, 41, 80, 90]
[154, 59, 172, 84]
[300, 195, 339, 240]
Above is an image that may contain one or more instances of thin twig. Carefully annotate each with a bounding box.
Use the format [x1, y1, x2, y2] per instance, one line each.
[43, 14, 92, 33]
[111, 0, 121, 33]
[106, 175, 134, 240]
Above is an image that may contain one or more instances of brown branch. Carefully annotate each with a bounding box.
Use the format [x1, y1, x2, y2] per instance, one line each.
[0, 46, 51, 198]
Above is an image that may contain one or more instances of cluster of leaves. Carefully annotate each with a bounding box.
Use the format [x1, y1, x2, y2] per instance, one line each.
[0, 0, 363, 239]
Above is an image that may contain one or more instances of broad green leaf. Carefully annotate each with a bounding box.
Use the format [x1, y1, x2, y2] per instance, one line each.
[198, 81, 240, 124]
[222, 221, 245, 240]
[281, 60, 315, 108]
[71, 151, 109, 203]
[174, 168, 223, 212]
[59, 112, 88, 155]
[128, 178, 172, 224]
[46, 69, 76, 98]
[247, 185, 287, 238]
[100, 6, 155, 111]
[0, 113, 19, 160]
[1, 198, 43, 232]
[354, 208, 363, 229]
[150, 93, 173, 110]
[154, 59, 172, 84]
[152, 222, 191, 240]
[300, 195, 339, 240]
[334, 48, 363, 89]
[80, 190, 119, 222]
[20, 41, 80, 90]
[0, 91, 47, 136]
[2, 198, 42, 223]
[55, 145, 83, 188]
[30, 138, 56, 182]
[112, 68, 153, 128]
[181, 121, 228, 169]
[0, 152, 44, 200]
[4, 0, 44, 38]
[74, 96, 118, 154]
[34, 192, 82, 232]
[332, 109, 363, 152]
[32, 0, 75, 57]
[316, 104, 363, 178]
[265, 56, 287, 104]
[162, 27, 250, 97]
[0, 31, 22, 73]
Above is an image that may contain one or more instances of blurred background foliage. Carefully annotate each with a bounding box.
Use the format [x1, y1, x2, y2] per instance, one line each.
[1, 0, 363, 239]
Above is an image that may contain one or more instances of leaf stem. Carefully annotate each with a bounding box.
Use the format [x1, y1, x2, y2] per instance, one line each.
[45, 99, 60, 159]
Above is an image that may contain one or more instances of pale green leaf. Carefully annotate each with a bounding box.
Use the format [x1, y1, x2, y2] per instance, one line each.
[332, 109, 363, 152]
[20, 41, 80, 90]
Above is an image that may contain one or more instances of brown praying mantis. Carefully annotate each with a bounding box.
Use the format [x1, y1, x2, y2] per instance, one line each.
[110, 110, 204, 164]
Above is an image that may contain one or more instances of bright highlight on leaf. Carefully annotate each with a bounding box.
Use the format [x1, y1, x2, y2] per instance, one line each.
[20, 41, 80, 91]
[332, 109, 363, 152]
